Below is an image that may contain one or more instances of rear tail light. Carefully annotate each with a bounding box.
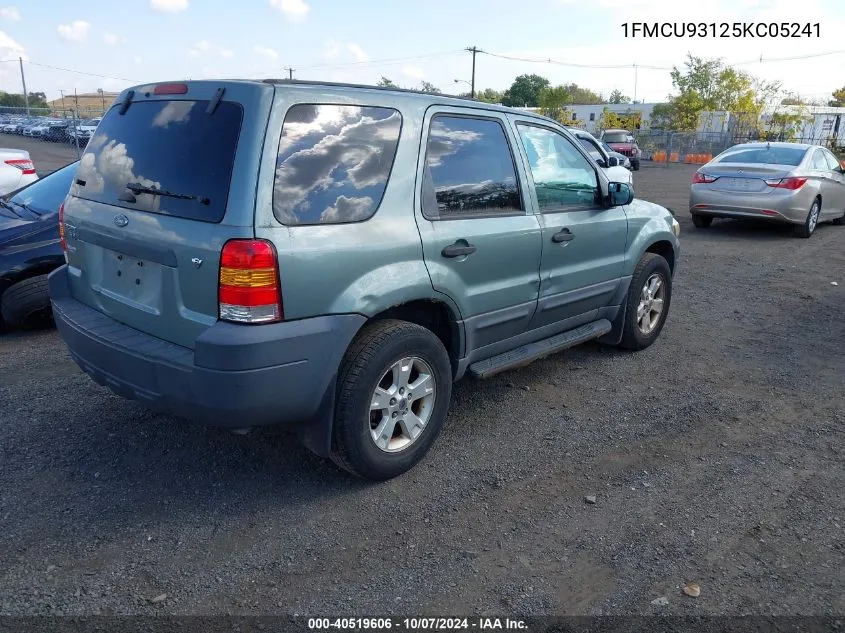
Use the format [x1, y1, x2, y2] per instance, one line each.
[218, 239, 282, 324]
[765, 176, 807, 190]
[692, 171, 717, 184]
[58, 201, 66, 252]
[5, 158, 36, 175]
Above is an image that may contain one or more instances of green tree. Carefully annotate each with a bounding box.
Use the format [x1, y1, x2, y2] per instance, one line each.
[649, 102, 674, 129]
[0, 91, 48, 109]
[418, 81, 441, 94]
[476, 88, 504, 104]
[376, 76, 398, 88]
[829, 86, 845, 107]
[608, 89, 631, 104]
[538, 85, 571, 123]
[501, 74, 550, 107]
[562, 83, 603, 105]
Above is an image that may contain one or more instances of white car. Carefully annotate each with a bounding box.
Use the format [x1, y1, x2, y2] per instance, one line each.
[70, 118, 102, 142]
[0, 149, 38, 195]
[566, 127, 634, 185]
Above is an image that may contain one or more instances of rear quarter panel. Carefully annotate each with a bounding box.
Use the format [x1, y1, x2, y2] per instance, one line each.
[254, 88, 458, 321]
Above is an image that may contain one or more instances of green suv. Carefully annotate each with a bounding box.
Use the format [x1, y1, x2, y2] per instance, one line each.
[49, 79, 680, 480]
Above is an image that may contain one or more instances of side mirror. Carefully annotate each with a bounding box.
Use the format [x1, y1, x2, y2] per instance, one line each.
[607, 156, 620, 167]
[607, 182, 634, 207]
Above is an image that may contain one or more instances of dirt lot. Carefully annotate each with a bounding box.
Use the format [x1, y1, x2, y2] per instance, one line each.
[0, 133, 81, 174]
[0, 141, 842, 617]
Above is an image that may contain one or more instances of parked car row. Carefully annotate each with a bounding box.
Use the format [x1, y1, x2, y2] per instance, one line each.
[0, 115, 102, 147]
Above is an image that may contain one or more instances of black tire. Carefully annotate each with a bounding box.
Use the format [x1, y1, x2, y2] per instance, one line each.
[0, 275, 53, 330]
[794, 198, 821, 238]
[691, 213, 713, 228]
[619, 253, 672, 351]
[331, 319, 452, 481]
[631, 160, 640, 171]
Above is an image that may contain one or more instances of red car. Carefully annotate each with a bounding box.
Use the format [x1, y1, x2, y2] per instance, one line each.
[600, 129, 640, 171]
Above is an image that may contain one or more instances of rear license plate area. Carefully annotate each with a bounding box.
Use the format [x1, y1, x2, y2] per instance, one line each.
[99, 249, 163, 312]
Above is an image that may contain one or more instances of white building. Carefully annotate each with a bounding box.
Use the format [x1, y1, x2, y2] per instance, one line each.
[519, 103, 660, 133]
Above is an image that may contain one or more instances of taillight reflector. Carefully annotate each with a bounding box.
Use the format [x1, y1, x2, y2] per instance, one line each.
[218, 239, 282, 324]
[153, 83, 188, 95]
[5, 158, 36, 175]
[765, 177, 807, 190]
[692, 171, 716, 184]
[58, 201, 66, 252]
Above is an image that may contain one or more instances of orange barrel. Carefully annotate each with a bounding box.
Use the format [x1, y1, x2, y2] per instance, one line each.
[670, 152, 680, 162]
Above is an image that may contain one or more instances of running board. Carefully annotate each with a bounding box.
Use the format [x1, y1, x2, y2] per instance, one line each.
[468, 319, 612, 379]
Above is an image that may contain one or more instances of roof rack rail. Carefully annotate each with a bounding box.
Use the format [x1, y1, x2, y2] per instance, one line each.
[261, 78, 481, 103]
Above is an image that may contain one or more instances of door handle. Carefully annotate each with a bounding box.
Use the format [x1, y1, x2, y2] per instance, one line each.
[552, 229, 575, 243]
[441, 241, 477, 258]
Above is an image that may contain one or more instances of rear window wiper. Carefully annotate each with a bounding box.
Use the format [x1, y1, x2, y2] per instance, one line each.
[123, 182, 210, 205]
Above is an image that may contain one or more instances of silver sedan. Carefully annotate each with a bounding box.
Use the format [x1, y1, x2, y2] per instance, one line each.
[689, 142, 845, 238]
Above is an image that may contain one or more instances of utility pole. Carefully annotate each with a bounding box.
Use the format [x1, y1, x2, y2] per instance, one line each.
[284, 66, 294, 80]
[466, 46, 480, 99]
[60, 90, 66, 117]
[19, 57, 29, 115]
[633, 63, 638, 104]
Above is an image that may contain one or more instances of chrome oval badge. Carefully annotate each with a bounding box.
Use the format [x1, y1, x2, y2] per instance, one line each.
[113, 213, 129, 228]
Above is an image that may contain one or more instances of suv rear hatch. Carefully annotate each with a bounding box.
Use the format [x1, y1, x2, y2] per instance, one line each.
[62, 80, 274, 349]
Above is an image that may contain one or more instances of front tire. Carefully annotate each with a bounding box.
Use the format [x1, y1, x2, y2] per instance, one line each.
[794, 199, 821, 238]
[619, 253, 672, 351]
[331, 319, 452, 480]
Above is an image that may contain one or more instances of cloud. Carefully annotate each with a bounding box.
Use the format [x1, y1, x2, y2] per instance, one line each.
[150, 0, 188, 12]
[219, 48, 234, 58]
[103, 32, 128, 45]
[57, 20, 90, 43]
[253, 45, 278, 60]
[76, 136, 161, 212]
[188, 39, 211, 57]
[273, 106, 401, 223]
[133, 55, 142, 65]
[319, 195, 374, 223]
[0, 7, 20, 20]
[347, 43, 368, 63]
[269, 0, 309, 22]
[0, 29, 25, 62]
[152, 101, 194, 128]
[402, 66, 425, 80]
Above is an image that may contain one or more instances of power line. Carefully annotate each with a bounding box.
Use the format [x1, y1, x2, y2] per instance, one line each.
[480, 50, 672, 70]
[22, 60, 140, 83]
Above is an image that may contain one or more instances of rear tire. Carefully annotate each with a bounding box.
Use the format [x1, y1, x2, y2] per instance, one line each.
[794, 198, 821, 238]
[691, 213, 713, 228]
[331, 319, 452, 481]
[619, 253, 672, 351]
[0, 275, 53, 330]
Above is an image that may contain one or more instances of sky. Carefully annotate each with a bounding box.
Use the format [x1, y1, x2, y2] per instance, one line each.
[0, 0, 844, 104]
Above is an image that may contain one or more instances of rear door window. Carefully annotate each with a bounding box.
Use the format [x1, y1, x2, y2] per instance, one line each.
[73, 100, 243, 223]
[811, 149, 829, 171]
[422, 115, 523, 220]
[273, 104, 402, 225]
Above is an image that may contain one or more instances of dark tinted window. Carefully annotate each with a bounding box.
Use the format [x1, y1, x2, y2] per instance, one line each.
[603, 131, 631, 143]
[423, 115, 522, 220]
[577, 137, 601, 157]
[714, 146, 806, 166]
[517, 123, 599, 212]
[73, 100, 243, 223]
[273, 104, 402, 225]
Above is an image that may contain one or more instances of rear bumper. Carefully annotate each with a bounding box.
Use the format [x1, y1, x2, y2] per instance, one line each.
[49, 265, 365, 429]
[689, 186, 814, 224]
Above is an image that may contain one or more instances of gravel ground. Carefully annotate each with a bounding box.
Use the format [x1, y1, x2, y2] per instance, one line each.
[0, 147, 843, 617]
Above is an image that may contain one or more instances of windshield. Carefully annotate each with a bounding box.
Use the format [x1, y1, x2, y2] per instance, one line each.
[81, 119, 100, 126]
[73, 100, 243, 223]
[714, 146, 807, 166]
[9, 161, 79, 216]
[603, 131, 632, 143]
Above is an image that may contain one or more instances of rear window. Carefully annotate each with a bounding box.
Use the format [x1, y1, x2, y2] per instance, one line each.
[714, 146, 806, 166]
[603, 131, 632, 143]
[273, 104, 402, 225]
[73, 100, 243, 223]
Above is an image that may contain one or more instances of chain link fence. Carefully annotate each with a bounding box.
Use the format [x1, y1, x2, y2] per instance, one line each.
[0, 104, 107, 160]
[634, 130, 845, 166]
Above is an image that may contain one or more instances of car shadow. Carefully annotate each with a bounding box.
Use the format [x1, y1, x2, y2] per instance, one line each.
[697, 217, 808, 239]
